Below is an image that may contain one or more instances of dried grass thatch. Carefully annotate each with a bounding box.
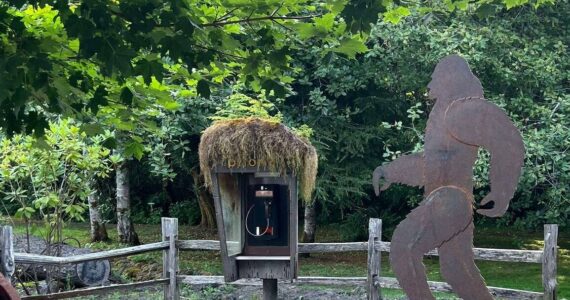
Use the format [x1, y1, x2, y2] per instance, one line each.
[199, 117, 318, 202]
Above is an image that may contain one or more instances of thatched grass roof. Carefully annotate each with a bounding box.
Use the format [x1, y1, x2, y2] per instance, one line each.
[199, 117, 318, 202]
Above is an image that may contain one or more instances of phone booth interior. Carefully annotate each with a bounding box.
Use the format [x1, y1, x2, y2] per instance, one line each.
[211, 167, 298, 282]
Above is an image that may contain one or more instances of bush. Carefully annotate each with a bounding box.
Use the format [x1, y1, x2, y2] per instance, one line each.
[169, 200, 201, 225]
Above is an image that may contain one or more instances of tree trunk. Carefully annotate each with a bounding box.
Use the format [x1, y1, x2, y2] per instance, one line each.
[197, 188, 216, 228]
[191, 169, 216, 228]
[161, 180, 173, 217]
[301, 201, 317, 258]
[116, 162, 140, 245]
[88, 185, 109, 242]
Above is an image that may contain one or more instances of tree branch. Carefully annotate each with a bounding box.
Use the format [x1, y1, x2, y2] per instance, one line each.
[202, 14, 321, 27]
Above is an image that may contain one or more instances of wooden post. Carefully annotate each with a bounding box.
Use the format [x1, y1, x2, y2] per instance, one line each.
[542, 224, 558, 300]
[367, 218, 382, 300]
[162, 218, 179, 300]
[263, 278, 278, 300]
[0, 226, 15, 279]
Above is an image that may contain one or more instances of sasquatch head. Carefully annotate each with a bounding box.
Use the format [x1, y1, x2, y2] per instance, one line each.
[427, 55, 484, 103]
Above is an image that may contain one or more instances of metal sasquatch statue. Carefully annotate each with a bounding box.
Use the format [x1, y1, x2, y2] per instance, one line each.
[373, 55, 525, 300]
[0, 274, 20, 300]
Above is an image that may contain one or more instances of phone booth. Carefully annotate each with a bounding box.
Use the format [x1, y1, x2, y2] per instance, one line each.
[198, 118, 317, 299]
[210, 168, 298, 281]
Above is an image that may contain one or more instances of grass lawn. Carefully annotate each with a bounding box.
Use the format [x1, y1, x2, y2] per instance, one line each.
[8, 221, 569, 299]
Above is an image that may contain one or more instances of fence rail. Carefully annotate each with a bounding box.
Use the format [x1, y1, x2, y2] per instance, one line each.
[0, 218, 559, 300]
[14, 242, 169, 265]
[177, 240, 544, 263]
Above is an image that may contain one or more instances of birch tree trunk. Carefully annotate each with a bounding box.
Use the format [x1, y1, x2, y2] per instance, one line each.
[88, 185, 109, 242]
[301, 201, 317, 257]
[302, 201, 316, 243]
[116, 162, 140, 245]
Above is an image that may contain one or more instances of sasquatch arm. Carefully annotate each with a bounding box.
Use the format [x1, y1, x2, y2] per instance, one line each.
[445, 98, 525, 217]
[373, 152, 424, 196]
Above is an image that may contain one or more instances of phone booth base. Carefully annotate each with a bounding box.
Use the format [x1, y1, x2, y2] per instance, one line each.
[211, 167, 298, 282]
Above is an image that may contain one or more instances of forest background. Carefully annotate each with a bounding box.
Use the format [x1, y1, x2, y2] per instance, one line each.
[0, 0, 568, 248]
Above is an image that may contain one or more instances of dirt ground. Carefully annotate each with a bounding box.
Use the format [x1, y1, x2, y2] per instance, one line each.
[186, 283, 370, 300]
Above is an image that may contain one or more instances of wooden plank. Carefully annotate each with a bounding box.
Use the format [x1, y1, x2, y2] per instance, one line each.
[299, 241, 543, 263]
[176, 239, 542, 263]
[176, 240, 220, 250]
[235, 256, 290, 261]
[542, 224, 558, 300]
[162, 218, 180, 300]
[469, 247, 542, 263]
[367, 219, 381, 300]
[14, 241, 169, 265]
[211, 172, 238, 281]
[289, 174, 298, 279]
[299, 242, 367, 253]
[179, 275, 543, 299]
[378, 277, 543, 300]
[21, 279, 169, 300]
[0, 226, 15, 279]
[237, 260, 291, 279]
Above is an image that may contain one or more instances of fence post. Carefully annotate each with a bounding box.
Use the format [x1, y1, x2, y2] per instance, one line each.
[162, 218, 179, 300]
[367, 218, 382, 300]
[543, 224, 558, 300]
[0, 226, 15, 280]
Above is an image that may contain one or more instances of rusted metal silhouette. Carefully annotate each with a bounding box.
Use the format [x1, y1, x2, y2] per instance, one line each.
[0, 274, 19, 300]
[373, 55, 525, 300]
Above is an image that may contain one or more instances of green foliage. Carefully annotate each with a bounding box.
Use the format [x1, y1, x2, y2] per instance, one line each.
[0, 118, 112, 242]
[286, 0, 569, 229]
[169, 201, 201, 226]
[0, 0, 554, 136]
[0, 0, 366, 136]
[211, 92, 315, 140]
[366, 1, 570, 228]
[211, 93, 283, 122]
[0, 0, 565, 238]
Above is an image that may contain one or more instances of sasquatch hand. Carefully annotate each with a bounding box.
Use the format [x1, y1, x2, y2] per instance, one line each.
[476, 191, 509, 218]
[372, 166, 392, 196]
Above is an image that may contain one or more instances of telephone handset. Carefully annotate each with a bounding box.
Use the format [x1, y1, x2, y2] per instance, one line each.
[245, 185, 278, 240]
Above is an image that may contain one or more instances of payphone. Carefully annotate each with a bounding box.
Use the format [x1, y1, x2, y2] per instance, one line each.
[209, 169, 298, 281]
[198, 117, 318, 299]
[244, 183, 289, 253]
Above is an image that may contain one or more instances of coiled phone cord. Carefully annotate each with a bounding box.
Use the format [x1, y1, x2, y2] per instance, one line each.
[245, 204, 270, 237]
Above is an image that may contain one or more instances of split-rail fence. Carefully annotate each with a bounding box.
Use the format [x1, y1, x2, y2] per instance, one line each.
[0, 218, 558, 300]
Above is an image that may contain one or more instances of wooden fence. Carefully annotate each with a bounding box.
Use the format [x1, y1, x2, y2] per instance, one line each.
[0, 218, 558, 300]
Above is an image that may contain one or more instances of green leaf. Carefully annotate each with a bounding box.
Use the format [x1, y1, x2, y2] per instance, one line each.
[124, 141, 145, 160]
[504, 0, 529, 9]
[455, 0, 469, 10]
[156, 97, 181, 111]
[88, 86, 109, 115]
[476, 4, 498, 18]
[291, 23, 320, 40]
[331, 37, 368, 59]
[81, 123, 105, 136]
[383, 6, 411, 24]
[314, 13, 336, 31]
[341, 0, 383, 32]
[134, 59, 165, 85]
[197, 80, 211, 98]
[120, 87, 133, 106]
[326, 0, 348, 14]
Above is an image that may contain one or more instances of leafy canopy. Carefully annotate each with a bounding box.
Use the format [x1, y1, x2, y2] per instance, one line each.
[0, 0, 556, 137]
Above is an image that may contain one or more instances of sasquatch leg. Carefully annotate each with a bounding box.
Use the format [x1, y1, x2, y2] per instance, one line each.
[390, 208, 436, 300]
[439, 222, 493, 300]
[390, 186, 477, 300]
